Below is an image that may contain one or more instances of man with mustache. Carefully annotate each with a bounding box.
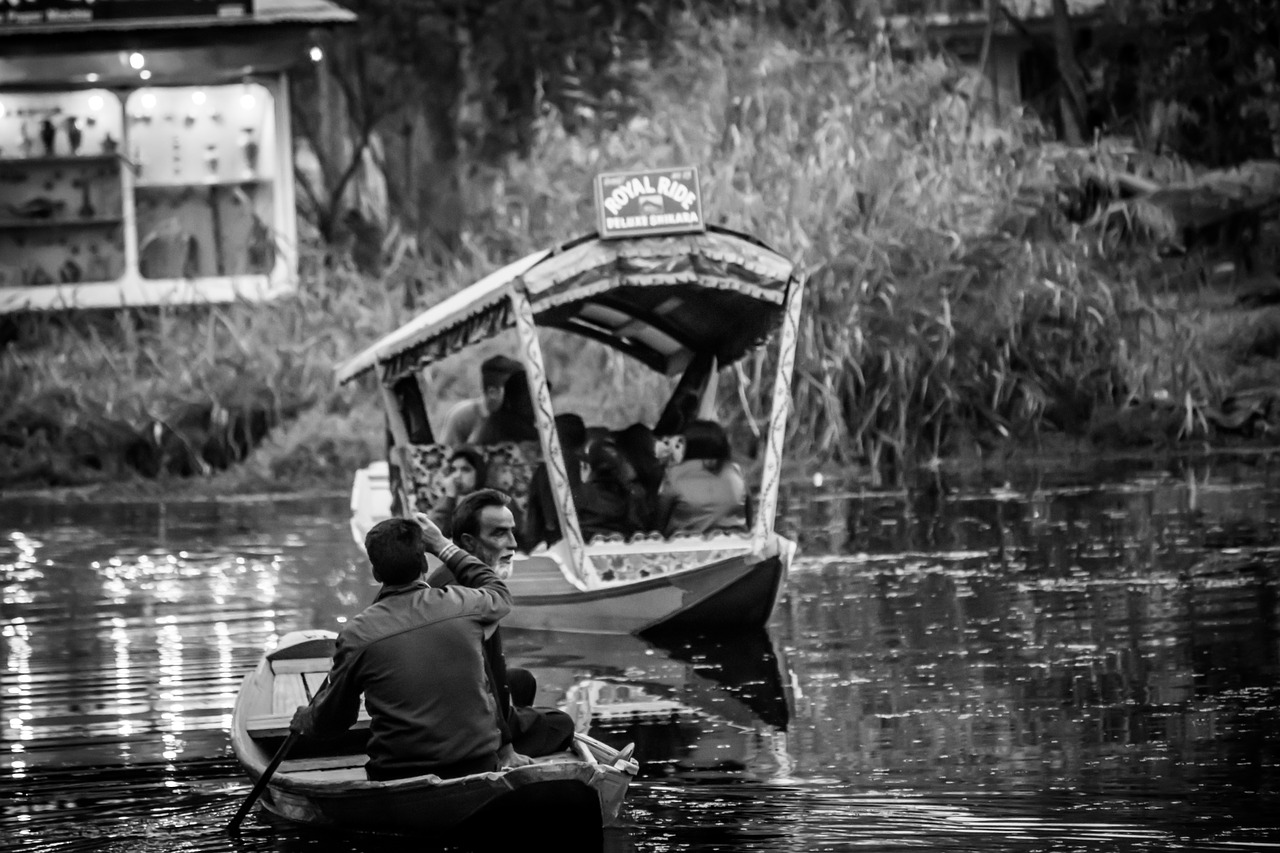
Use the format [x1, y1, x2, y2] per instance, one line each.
[427, 489, 576, 763]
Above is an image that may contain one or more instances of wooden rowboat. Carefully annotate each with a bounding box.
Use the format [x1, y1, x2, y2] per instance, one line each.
[338, 170, 807, 636]
[230, 630, 639, 835]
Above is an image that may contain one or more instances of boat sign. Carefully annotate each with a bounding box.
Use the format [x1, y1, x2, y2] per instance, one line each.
[594, 167, 705, 239]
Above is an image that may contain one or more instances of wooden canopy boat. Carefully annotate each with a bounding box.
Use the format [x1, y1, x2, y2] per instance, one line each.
[337, 170, 806, 636]
[230, 630, 639, 835]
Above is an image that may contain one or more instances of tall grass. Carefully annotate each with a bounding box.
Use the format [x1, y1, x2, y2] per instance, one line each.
[462, 17, 1165, 480]
[0, 257, 395, 490]
[3, 12, 1259, 494]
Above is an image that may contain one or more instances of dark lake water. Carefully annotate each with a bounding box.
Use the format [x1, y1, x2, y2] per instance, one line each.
[2, 454, 1279, 852]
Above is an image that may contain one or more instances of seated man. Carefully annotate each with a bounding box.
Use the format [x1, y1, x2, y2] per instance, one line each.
[440, 354, 523, 448]
[469, 369, 539, 445]
[429, 489, 576, 759]
[289, 514, 514, 780]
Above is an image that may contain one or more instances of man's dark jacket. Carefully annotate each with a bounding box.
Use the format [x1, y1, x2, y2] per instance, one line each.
[299, 546, 511, 779]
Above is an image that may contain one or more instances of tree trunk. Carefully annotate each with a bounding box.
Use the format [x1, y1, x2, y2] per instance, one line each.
[1052, 0, 1087, 145]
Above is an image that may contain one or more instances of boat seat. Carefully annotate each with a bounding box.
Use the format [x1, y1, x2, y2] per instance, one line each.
[399, 441, 540, 523]
[276, 753, 369, 782]
[245, 657, 371, 739]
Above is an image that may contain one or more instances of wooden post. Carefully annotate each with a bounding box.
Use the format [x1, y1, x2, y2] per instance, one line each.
[752, 271, 806, 553]
[377, 368, 416, 518]
[697, 357, 719, 420]
[509, 283, 598, 589]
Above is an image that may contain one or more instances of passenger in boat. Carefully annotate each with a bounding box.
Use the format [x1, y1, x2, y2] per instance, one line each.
[469, 368, 539, 445]
[288, 513, 514, 781]
[613, 422, 664, 506]
[577, 436, 653, 542]
[523, 413, 587, 550]
[427, 446, 487, 537]
[440, 354, 523, 448]
[656, 419, 750, 537]
[428, 489, 577, 760]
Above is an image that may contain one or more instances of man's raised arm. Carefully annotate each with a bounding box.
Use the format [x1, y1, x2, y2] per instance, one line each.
[413, 512, 512, 607]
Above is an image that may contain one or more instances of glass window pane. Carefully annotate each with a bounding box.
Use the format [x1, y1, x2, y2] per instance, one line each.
[127, 83, 276, 279]
[0, 89, 126, 286]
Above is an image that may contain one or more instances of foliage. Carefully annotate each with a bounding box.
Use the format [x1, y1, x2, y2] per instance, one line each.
[4, 9, 1272, 495]
[0, 258, 397, 490]
[1083, 0, 1280, 165]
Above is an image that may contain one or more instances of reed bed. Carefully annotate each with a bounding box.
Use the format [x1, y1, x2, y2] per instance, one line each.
[1, 13, 1255, 493]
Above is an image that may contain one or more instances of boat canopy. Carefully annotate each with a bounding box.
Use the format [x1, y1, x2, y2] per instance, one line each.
[336, 227, 797, 385]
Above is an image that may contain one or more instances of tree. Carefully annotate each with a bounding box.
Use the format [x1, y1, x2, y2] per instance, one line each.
[291, 0, 682, 257]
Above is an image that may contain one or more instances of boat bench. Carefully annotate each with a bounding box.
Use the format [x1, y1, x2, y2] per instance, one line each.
[245, 656, 371, 739]
[399, 441, 540, 521]
[275, 753, 369, 782]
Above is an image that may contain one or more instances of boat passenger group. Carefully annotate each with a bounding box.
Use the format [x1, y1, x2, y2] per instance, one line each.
[424, 353, 753, 549]
[287, 354, 745, 790]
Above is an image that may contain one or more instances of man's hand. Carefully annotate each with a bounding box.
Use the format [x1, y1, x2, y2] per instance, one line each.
[289, 705, 314, 736]
[497, 743, 535, 769]
[412, 512, 450, 556]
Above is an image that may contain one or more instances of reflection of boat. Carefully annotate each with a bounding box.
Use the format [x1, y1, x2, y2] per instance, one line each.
[506, 628, 792, 730]
[337, 211, 807, 636]
[504, 628, 794, 777]
[229, 630, 639, 834]
[499, 622, 788, 773]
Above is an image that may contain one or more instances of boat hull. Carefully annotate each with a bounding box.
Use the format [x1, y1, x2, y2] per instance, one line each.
[257, 761, 625, 832]
[503, 550, 788, 635]
[350, 461, 794, 636]
[230, 632, 638, 834]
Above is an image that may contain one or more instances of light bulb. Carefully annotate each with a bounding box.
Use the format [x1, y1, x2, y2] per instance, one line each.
[309, 46, 323, 63]
[140, 70, 152, 81]
[129, 52, 145, 70]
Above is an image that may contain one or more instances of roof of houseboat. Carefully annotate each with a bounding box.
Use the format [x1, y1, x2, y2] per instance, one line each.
[336, 227, 798, 384]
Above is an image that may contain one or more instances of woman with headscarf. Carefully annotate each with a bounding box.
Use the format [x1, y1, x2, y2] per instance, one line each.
[656, 419, 748, 537]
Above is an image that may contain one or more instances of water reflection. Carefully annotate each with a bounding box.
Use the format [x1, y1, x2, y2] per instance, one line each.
[504, 628, 793, 781]
[1, 457, 1278, 851]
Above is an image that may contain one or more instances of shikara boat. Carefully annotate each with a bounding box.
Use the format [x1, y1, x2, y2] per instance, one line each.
[230, 630, 639, 834]
[338, 168, 806, 636]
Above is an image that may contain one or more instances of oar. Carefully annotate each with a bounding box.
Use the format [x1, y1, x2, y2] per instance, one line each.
[228, 730, 299, 833]
[229, 672, 327, 834]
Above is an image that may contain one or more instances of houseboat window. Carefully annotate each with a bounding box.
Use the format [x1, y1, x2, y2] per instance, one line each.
[0, 89, 126, 286]
[126, 83, 276, 280]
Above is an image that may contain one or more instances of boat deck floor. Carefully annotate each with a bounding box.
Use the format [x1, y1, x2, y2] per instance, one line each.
[276, 753, 369, 782]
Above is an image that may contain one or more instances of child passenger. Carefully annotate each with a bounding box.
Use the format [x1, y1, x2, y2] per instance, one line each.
[656, 419, 748, 537]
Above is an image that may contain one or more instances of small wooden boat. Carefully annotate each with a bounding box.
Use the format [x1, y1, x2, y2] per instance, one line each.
[338, 167, 806, 636]
[230, 630, 639, 834]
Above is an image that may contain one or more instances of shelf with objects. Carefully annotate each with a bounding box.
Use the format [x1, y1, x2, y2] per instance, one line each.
[128, 83, 278, 280]
[0, 89, 128, 288]
[0, 0, 356, 313]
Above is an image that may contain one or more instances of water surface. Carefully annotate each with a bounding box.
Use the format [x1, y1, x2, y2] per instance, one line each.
[2, 455, 1278, 851]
